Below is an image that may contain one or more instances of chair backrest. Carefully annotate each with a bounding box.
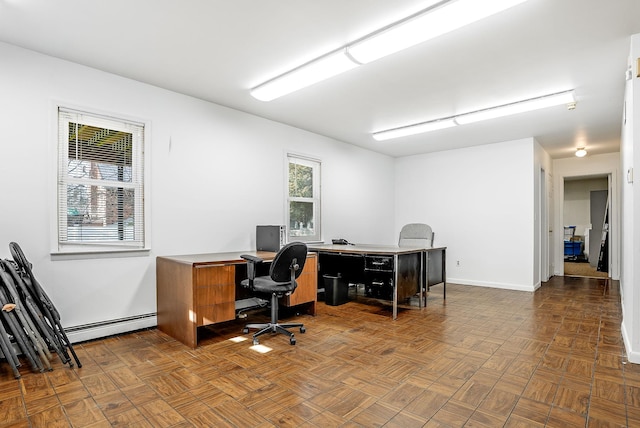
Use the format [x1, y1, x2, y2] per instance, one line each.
[398, 223, 433, 248]
[269, 242, 308, 282]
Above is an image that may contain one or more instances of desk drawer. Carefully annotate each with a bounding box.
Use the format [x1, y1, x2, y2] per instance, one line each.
[195, 265, 235, 301]
[196, 302, 236, 326]
[195, 265, 235, 325]
[364, 256, 393, 272]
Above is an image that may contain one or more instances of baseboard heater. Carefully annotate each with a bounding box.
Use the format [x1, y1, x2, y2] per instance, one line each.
[65, 312, 157, 344]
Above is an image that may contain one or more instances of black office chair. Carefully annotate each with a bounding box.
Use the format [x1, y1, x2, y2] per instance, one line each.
[240, 242, 307, 345]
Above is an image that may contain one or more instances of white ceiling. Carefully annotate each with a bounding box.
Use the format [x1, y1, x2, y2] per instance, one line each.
[1, 0, 639, 158]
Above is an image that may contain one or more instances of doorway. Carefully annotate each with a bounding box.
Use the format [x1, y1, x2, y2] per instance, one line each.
[562, 175, 609, 278]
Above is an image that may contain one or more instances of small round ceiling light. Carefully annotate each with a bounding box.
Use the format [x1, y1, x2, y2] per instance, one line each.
[575, 147, 587, 158]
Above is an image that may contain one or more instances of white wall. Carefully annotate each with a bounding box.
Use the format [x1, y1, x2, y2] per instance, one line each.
[621, 34, 639, 363]
[0, 42, 395, 341]
[395, 138, 538, 291]
[553, 153, 620, 278]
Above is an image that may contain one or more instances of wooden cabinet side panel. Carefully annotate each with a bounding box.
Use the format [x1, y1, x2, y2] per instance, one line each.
[285, 254, 317, 307]
[156, 257, 197, 348]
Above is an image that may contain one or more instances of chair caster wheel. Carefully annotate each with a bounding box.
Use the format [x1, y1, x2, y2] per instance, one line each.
[290, 337, 296, 345]
[300, 327, 306, 333]
[243, 328, 249, 334]
[253, 339, 259, 345]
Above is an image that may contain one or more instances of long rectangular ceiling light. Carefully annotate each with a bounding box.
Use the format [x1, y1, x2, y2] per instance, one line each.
[373, 90, 576, 141]
[454, 90, 576, 125]
[251, 0, 529, 101]
[348, 0, 528, 64]
[251, 49, 359, 101]
[373, 118, 457, 141]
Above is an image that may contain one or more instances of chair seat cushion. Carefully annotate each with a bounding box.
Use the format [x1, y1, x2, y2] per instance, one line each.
[241, 277, 297, 295]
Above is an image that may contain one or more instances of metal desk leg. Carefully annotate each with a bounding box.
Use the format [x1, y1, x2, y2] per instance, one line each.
[418, 252, 424, 309]
[419, 250, 424, 308]
[425, 250, 430, 307]
[442, 248, 447, 299]
[393, 254, 398, 320]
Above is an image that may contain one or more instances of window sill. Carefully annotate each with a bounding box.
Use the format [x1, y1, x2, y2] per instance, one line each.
[51, 248, 151, 261]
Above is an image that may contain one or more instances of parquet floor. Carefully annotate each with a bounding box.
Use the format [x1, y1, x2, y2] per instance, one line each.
[0, 276, 637, 427]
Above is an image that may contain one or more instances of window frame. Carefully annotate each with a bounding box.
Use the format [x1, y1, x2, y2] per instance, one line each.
[286, 153, 321, 243]
[54, 106, 150, 256]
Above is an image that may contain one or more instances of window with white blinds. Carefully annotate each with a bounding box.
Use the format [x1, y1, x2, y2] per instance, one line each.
[57, 108, 145, 250]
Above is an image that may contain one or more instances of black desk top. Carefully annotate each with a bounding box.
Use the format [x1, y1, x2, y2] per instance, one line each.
[309, 243, 445, 255]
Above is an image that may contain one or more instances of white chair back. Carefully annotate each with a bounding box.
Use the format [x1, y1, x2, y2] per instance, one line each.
[398, 223, 433, 248]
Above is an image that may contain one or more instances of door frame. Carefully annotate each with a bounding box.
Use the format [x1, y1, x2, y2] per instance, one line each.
[555, 171, 618, 279]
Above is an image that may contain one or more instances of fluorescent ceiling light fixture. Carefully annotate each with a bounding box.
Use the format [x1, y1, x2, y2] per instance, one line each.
[373, 118, 456, 141]
[373, 90, 576, 140]
[454, 90, 576, 125]
[348, 0, 528, 64]
[251, 49, 358, 101]
[575, 147, 587, 157]
[251, 0, 530, 101]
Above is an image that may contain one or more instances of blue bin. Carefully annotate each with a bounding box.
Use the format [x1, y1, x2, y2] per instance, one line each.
[564, 241, 582, 257]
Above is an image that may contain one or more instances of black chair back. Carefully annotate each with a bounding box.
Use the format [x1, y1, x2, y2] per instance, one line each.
[270, 242, 307, 282]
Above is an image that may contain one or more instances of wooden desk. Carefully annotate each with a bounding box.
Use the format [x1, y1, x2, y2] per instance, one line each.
[156, 251, 317, 348]
[309, 244, 446, 319]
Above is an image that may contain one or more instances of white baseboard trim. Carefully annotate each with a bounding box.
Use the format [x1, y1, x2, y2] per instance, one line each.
[621, 321, 640, 364]
[447, 278, 536, 292]
[65, 313, 157, 344]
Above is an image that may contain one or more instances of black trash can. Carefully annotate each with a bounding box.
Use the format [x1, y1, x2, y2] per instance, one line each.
[323, 274, 348, 306]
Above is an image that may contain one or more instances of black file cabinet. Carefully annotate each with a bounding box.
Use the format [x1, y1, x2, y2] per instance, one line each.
[364, 255, 394, 300]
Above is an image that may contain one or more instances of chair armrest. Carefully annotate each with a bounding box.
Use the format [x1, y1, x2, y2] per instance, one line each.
[240, 254, 263, 264]
[240, 254, 264, 284]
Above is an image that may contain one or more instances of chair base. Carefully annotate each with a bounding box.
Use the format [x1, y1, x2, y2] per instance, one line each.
[243, 322, 305, 345]
[243, 292, 305, 345]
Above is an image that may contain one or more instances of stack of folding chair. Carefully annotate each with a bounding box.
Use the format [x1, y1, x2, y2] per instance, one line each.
[0, 242, 81, 378]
